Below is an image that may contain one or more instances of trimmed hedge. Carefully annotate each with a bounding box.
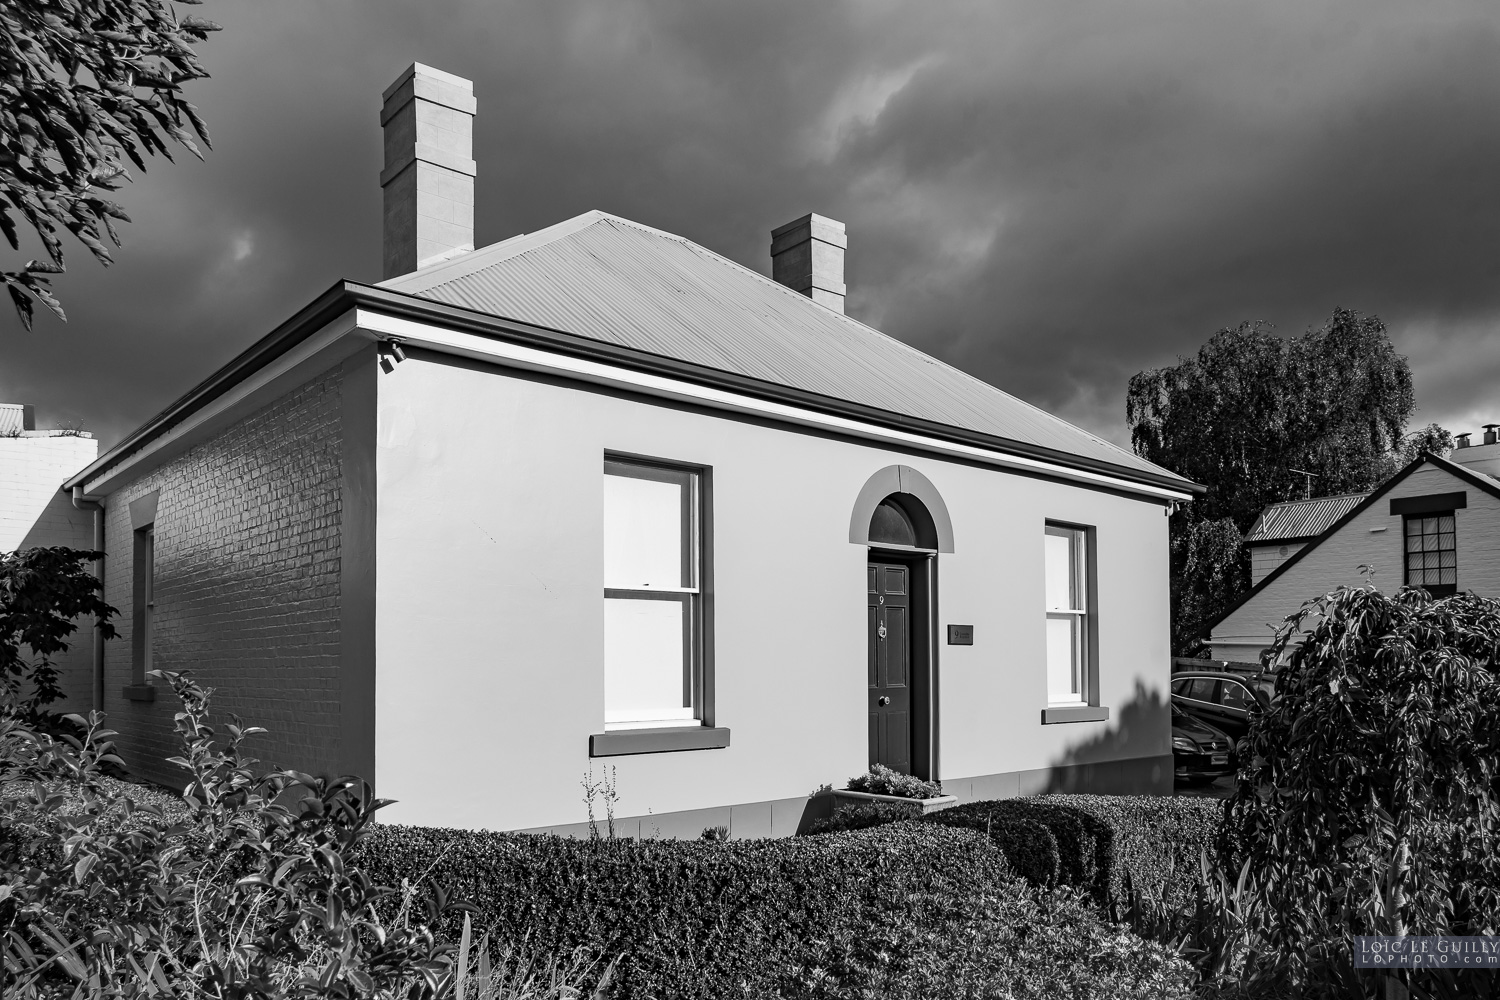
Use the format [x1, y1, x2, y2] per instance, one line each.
[801, 798, 920, 835]
[829, 793, 1225, 909]
[355, 821, 1016, 998]
[1040, 793, 1224, 909]
[921, 809, 1061, 889]
[927, 800, 1104, 897]
[354, 820, 1194, 999]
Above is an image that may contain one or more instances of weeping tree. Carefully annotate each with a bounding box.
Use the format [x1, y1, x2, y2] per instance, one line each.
[1127, 308, 1431, 655]
[1, 0, 219, 329]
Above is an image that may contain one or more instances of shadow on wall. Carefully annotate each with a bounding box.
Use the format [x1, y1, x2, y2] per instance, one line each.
[1044, 680, 1171, 795]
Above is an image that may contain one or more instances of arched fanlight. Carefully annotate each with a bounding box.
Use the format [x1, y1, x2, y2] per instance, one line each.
[869, 498, 917, 547]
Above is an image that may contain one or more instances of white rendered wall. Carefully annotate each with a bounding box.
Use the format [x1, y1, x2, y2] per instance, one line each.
[373, 357, 1173, 832]
[1212, 463, 1500, 661]
[1, 431, 99, 715]
[0, 434, 97, 552]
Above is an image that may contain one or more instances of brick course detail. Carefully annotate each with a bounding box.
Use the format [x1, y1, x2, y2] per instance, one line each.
[102, 366, 344, 787]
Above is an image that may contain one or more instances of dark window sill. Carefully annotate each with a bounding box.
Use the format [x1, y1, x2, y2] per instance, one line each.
[122, 684, 156, 702]
[1041, 705, 1109, 724]
[589, 726, 730, 757]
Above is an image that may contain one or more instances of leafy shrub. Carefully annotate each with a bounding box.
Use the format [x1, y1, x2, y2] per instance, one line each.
[845, 762, 942, 799]
[1215, 586, 1500, 993]
[0, 546, 116, 722]
[801, 798, 920, 835]
[1042, 793, 1223, 910]
[354, 817, 1189, 999]
[923, 808, 1061, 889]
[0, 670, 467, 998]
[862, 886, 1195, 1000]
[447, 913, 618, 1000]
[927, 799, 1107, 897]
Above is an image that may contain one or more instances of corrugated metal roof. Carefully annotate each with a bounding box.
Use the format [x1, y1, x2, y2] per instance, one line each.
[381, 211, 1190, 487]
[1243, 492, 1370, 544]
[0, 405, 27, 436]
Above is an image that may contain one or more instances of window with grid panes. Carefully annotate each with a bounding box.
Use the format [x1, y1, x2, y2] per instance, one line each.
[1404, 512, 1457, 597]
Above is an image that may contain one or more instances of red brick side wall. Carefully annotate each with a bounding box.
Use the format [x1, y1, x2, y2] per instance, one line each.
[102, 366, 344, 787]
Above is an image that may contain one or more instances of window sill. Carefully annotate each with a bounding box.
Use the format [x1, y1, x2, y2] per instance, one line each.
[589, 726, 730, 757]
[122, 684, 156, 703]
[1041, 705, 1109, 724]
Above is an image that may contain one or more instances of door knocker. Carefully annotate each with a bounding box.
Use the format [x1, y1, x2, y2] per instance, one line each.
[877, 622, 888, 640]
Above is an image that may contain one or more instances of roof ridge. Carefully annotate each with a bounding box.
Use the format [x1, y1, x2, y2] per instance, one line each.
[380, 210, 613, 293]
[1262, 490, 1372, 509]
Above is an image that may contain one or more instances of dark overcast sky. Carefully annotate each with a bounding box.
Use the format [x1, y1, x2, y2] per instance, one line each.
[5, 0, 1500, 452]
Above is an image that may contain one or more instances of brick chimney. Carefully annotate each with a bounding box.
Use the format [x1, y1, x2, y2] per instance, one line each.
[770, 213, 846, 313]
[380, 64, 476, 279]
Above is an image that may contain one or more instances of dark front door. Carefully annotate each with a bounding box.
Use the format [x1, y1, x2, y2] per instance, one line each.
[868, 560, 912, 773]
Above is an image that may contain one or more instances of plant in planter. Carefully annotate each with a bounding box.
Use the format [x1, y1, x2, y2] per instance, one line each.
[847, 763, 943, 799]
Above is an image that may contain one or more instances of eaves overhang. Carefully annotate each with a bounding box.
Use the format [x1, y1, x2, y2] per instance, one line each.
[67, 280, 1203, 502]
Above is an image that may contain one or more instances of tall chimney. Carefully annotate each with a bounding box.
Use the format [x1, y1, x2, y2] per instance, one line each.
[770, 213, 846, 313]
[380, 63, 476, 279]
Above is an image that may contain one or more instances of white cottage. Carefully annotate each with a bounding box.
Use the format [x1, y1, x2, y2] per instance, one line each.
[60, 65, 1198, 837]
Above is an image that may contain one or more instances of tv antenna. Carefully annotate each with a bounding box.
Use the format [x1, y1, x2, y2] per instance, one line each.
[1288, 468, 1316, 500]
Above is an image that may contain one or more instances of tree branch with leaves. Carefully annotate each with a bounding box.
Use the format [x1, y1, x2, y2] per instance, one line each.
[0, 0, 219, 329]
[1127, 308, 1425, 654]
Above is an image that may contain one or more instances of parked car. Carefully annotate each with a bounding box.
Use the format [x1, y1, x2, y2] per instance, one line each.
[1171, 702, 1235, 784]
[1169, 670, 1274, 741]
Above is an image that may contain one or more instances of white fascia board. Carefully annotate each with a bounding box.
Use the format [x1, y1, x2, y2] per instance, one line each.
[73, 310, 366, 499]
[359, 309, 1194, 503]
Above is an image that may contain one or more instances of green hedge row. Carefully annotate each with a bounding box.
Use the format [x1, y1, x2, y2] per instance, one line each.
[354, 820, 1194, 999]
[355, 821, 1016, 999]
[1039, 793, 1224, 909]
[920, 808, 1062, 889]
[801, 798, 921, 834]
[808, 794, 1227, 908]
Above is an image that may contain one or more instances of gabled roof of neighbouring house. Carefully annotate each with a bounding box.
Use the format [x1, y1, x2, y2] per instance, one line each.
[1205, 452, 1500, 637]
[381, 211, 1196, 492]
[1242, 492, 1370, 545]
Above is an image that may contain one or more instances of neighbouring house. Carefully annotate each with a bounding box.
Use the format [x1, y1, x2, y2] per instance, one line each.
[59, 64, 1200, 837]
[1209, 437, 1500, 664]
[1242, 492, 1368, 586]
[1, 402, 100, 715]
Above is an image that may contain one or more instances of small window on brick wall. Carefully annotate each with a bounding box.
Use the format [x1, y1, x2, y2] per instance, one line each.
[125, 524, 157, 701]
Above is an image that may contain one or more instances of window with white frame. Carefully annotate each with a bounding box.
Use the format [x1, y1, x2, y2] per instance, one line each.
[602, 458, 705, 730]
[1044, 524, 1090, 705]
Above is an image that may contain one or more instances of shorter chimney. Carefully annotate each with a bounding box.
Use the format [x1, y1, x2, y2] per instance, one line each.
[770, 213, 847, 313]
[1456, 432, 1471, 449]
[380, 63, 477, 279]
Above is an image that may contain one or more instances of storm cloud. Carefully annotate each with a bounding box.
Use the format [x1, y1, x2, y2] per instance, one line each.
[4, 0, 1499, 450]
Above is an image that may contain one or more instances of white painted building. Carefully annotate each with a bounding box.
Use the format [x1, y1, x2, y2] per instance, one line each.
[1, 402, 100, 714]
[1210, 444, 1500, 664]
[61, 65, 1199, 837]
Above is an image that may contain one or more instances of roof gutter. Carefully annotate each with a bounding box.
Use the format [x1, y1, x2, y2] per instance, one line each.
[68, 280, 1203, 500]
